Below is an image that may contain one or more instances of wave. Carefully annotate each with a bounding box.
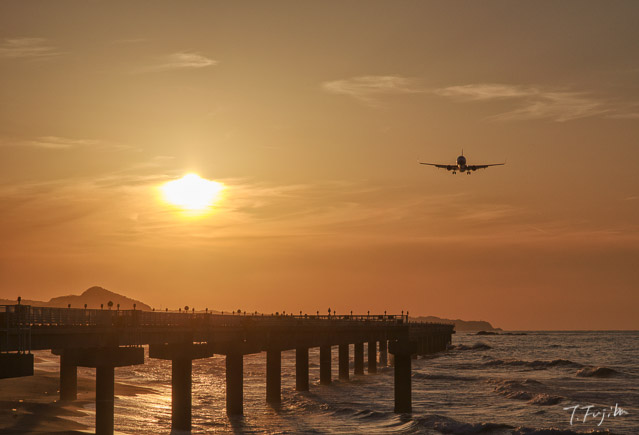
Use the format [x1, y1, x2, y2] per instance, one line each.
[353, 409, 392, 420]
[330, 407, 357, 416]
[491, 379, 563, 406]
[476, 331, 527, 336]
[528, 394, 563, 406]
[412, 372, 477, 382]
[513, 428, 612, 434]
[413, 414, 613, 434]
[493, 380, 534, 400]
[414, 414, 515, 434]
[576, 366, 619, 378]
[484, 358, 583, 369]
[449, 342, 492, 351]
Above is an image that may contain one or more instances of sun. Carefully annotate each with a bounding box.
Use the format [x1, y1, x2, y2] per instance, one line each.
[160, 173, 225, 212]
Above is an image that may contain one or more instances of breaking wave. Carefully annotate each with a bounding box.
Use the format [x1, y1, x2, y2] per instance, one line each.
[528, 394, 563, 406]
[576, 366, 619, 378]
[491, 379, 563, 406]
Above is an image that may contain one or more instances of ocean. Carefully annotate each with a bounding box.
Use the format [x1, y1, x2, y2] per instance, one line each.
[34, 330, 638, 434]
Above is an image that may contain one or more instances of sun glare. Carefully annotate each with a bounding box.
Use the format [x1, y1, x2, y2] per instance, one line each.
[161, 173, 225, 212]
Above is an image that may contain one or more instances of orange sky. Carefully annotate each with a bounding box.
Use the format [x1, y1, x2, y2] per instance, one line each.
[1, 1, 638, 330]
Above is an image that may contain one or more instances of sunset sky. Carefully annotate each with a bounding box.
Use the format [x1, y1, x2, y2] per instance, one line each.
[1, 1, 638, 330]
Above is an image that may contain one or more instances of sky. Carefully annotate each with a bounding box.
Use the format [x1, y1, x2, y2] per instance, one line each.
[1, 1, 638, 330]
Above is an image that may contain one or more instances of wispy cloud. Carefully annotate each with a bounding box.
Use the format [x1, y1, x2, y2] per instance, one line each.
[0, 136, 129, 151]
[0, 37, 62, 60]
[139, 52, 217, 72]
[606, 112, 639, 120]
[456, 204, 520, 223]
[434, 83, 613, 122]
[322, 75, 424, 105]
[434, 84, 537, 101]
[27, 136, 101, 149]
[324, 76, 638, 121]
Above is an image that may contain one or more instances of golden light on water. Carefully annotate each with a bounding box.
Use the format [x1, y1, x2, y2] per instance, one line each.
[160, 173, 225, 212]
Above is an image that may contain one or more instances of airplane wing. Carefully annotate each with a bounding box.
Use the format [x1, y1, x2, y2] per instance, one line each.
[467, 163, 505, 171]
[419, 162, 456, 171]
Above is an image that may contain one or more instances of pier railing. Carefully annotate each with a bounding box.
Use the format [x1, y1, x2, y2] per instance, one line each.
[0, 305, 31, 353]
[1, 304, 453, 355]
[0, 305, 431, 329]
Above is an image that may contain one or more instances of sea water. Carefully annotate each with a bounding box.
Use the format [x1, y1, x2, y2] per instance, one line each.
[35, 331, 638, 434]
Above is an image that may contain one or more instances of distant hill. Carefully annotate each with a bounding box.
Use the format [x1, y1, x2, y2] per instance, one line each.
[412, 315, 501, 332]
[0, 286, 151, 310]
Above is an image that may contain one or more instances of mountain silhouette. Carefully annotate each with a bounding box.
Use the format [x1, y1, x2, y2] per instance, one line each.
[411, 316, 501, 332]
[1, 286, 151, 310]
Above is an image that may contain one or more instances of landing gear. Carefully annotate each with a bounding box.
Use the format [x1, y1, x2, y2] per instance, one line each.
[467, 172, 471, 175]
[452, 171, 456, 174]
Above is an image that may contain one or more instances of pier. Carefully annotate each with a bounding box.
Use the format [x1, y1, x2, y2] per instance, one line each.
[1, 304, 453, 434]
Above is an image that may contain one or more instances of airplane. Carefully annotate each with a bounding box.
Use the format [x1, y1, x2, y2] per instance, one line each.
[419, 151, 505, 174]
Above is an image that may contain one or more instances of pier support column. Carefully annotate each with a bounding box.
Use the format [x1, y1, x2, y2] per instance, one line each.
[368, 341, 377, 373]
[266, 349, 281, 403]
[171, 359, 192, 431]
[393, 353, 411, 413]
[338, 344, 349, 380]
[149, 343, 213, 432]
[319, 345, 331, 385]
[226, 353, 243, 415]
[379, 339, 388, 367]
[52, 346, 144, 435]
[354, 342, 364, 375]
[295, 348, 309, 391]
[59, 354, 77, 401]
[96, 366, 114, 435]
[389, 340, 417, 414]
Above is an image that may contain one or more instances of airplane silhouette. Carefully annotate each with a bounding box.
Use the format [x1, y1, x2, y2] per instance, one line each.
[419, 151, 505, 175]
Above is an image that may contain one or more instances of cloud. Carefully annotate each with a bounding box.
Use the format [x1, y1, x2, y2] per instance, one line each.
[0, 136, 129, 151]
[434, 83, 536, 100]
[606, 112, 639, 119]
[139, 52, 217, 72]
[324, 77, 639, 121]
[28, 136, 101, 149]
[456, 204, 520, 223]
[434, 83, 615, 122]
[322, 75, 424, 105]
[496, 91, 608, 122]
[322, 75, 639, 122]
[0, 38, 61, 59]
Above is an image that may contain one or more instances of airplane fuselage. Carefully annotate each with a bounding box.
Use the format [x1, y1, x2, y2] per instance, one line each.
[456, 155, 467, 172]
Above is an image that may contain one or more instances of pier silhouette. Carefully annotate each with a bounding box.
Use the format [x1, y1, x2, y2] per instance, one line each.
[1, 304, 453, 434]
